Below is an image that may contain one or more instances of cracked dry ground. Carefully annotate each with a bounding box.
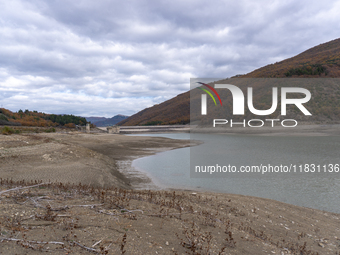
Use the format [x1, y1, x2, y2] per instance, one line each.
[0, 181, 340, 255]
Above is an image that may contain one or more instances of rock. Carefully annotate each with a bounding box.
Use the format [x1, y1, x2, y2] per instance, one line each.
[318, 242, 325, 248]
[165, 241, 169, 246]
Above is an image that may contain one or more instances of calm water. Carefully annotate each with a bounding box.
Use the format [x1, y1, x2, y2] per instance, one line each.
[129, 133, 340, 213]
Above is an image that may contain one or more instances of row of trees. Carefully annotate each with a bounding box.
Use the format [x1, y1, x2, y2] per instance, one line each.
[47, 114, 87, 126]
[0, 108, 88, 127]
[285, 64, 328, 77]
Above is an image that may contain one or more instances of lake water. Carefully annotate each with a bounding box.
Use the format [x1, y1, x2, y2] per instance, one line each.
[129, 133, 340, 213]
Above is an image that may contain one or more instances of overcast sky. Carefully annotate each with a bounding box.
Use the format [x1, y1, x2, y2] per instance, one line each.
[1, 0, 339, 117]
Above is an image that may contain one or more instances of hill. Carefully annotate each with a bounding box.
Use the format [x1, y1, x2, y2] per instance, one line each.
[0, 108, 87, 127]
[243, 38, 340, 78]
[0, 113, 21, 126]
[118, 38, 340, 126]
[118, 92, 190, 126]
[190, 78, 340, 125]
[88, 115, 129, 127]
[85, 116, 107, 124]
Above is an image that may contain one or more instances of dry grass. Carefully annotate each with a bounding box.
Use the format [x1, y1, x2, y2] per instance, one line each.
[1, 179, 339, 254]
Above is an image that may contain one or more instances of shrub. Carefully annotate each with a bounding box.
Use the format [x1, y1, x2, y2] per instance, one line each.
[285, 64, 327, 77]
[0, 114, 9, 122]
[44, 127, 56, 133]
[143, 120, 163, 126]
[64, 123, 75, 128]
[1, 126, 14, 135]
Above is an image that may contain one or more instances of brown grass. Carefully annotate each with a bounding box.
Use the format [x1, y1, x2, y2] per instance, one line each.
[1, 179, 339, 254]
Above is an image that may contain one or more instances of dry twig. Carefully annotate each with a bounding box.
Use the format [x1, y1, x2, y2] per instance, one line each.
[70, 241, 99, 253]
[0, 183, 49, 196]
[0, 237, 64, 245]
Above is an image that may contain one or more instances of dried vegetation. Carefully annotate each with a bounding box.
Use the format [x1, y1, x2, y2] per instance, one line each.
[1, 179, 339, 254]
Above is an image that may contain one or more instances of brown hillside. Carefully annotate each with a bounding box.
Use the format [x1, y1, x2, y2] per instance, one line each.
[119, 38, 340, 126]
[243, 38, 340, 78]
[190, 78, 340, 125]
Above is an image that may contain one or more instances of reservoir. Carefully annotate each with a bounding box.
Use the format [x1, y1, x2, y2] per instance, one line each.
[129, 133, 340, 213]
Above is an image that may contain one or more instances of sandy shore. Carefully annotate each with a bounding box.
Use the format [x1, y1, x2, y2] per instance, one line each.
[1, 131, 340, 254]
[0, 132, 194, 189]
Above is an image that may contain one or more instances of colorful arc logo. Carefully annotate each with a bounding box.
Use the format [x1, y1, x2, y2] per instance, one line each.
[197, 82, 222, 106]
[197, 82, 222, 115]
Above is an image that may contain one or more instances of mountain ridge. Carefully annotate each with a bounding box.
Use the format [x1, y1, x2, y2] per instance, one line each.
[86, 115, 129, 127]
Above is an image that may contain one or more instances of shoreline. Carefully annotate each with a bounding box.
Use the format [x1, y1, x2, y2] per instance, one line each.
[127, 131, 340, 215]
[2, 130, 340, 213]
[1, 131, 340, 254]
[2, 129, 340, 200]
[191, 123, 340, 136]
[0, 132, 195, 189]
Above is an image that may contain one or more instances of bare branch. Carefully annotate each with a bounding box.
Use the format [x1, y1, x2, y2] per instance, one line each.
[30, 198, 44, 208]
[70, 204, 104, 208]
[45, 204, 104, 211]
[70, 241, 99, 253]
[147, 212, 188, 217]
[92, 239, 102, 247]
[97, 210, 119, 220]
[0, 183, 49, 196]
[120, 209, 143, 214]
[99, 208, 143, 216]
[0, 237, 64, 245]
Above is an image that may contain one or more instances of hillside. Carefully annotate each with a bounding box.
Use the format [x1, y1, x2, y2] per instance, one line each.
[0, 113, 21, 126]
[243, 38, 340, 78]
[190, 78, 340, 125]
[119, 38, 340, 126]
[89, 114, 129, 127]
[118, 92, 190, 126]
[0, 108, 87, 127]
[85, 116, 107, 124]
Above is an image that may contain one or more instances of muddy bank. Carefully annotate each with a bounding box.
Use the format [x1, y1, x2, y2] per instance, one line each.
[0, 132, 193, 189]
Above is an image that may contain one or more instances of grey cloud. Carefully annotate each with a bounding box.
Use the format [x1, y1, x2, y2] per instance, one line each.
[1, 0, 340, 117]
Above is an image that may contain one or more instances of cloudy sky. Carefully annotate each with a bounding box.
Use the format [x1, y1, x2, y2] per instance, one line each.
[1, 0, 340, 117]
